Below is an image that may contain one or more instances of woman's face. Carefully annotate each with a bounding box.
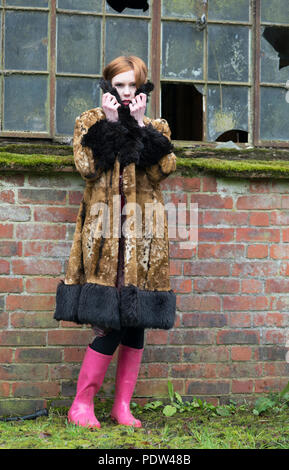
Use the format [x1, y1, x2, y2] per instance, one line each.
[111, 69, 137, 106]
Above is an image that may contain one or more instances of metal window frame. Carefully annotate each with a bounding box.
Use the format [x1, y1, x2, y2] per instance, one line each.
[0, 0, 288, 147]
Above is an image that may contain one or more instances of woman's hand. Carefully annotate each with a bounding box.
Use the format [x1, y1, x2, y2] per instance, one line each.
[129, 93, 147, 127]
[102, 92, 121, 122]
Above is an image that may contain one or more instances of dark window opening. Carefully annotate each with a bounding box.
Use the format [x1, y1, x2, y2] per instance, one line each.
[216, 129, 248, 143]
[161, 83, 203, 141]
[263, 26, 289, 70]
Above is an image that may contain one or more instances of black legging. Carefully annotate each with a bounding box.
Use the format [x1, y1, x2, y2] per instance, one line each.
[90, 327, 145, 355]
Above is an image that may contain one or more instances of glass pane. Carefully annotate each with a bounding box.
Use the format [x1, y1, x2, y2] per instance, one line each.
[161, 21, 203, 79]
[5, 11, 48, 71]
[56, 77, 100, 135]
[162, 0, 201, 19]
[57, 0, 102, 12]
[4, 75, 48, 132]
[261, 26, 289, 83]
[208, 25, 249, 82]
[207, 85, 248, 141]
[208, 0, 250, 22]
[261, 0, 289, 24]
[105, 18, 149, 67]
[105, 2, 150, 16]
[57, 14, 101, 74]
[6, 0, 48, 6]
[260, 87, 289, 141]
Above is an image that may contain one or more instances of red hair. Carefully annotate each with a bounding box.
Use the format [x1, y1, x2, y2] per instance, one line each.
[102, 56, 148, 88]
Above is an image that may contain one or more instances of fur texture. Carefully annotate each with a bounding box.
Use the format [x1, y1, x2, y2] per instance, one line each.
[54, 280, 82, 324]
[120, 284, 176, 330]
[81, 78, 174, 171]
[77, 283, 121, 330]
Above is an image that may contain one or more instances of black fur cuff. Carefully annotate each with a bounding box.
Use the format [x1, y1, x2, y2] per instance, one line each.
[137, 123, 174, 170]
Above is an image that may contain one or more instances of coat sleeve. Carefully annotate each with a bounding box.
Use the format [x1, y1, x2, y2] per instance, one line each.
[73, 109, 105, 183]
[144, 118, 177, 185]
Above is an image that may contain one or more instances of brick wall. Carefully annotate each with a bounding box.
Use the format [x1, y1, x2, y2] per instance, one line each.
[1, 170, 289, 416]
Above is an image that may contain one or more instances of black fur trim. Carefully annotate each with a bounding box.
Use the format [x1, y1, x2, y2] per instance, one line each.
[77, 283, 121, 330]
[137, 123, 174, 170]
[54, 280, 82, 324]
[120, 284, 176, 329]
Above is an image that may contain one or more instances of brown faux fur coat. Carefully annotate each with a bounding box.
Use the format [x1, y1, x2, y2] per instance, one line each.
[54, 104, 177, 330]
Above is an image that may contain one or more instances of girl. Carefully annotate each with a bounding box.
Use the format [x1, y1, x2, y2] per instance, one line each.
[54, 55, 177, 428]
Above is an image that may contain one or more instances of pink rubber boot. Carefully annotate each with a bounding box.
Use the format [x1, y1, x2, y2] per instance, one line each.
[68, 346, 112, 428]
[110, 344, 144, 427]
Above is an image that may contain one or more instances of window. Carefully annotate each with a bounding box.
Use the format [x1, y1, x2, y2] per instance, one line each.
[0, 0, 288, 147]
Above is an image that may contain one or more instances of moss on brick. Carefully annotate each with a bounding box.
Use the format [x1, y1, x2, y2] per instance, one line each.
[1, 142, 289, 179]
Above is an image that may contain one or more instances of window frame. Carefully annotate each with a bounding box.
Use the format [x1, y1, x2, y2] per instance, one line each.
[0, 0, 288, 148]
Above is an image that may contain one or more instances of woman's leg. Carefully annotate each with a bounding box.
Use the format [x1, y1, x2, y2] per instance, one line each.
[111, 327, 145, 427]
[68, 327, 121, 428]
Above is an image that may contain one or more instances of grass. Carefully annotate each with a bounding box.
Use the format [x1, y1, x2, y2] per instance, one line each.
[1, 383, 289, 450]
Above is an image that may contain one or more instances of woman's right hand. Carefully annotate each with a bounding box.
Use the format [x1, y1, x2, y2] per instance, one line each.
[102, 92, 121, 122]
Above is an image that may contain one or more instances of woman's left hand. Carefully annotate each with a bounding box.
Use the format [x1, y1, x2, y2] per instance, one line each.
[129, 93, 147, 127]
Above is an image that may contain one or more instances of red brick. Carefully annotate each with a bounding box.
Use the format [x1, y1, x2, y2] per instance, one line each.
[48, 330, 94, 346]
[0, 259, 11, 274]
[217, 330, 260, 345]
[0, 189, 15, 203]
[202, 176, 217, 192]
[171, 278, 192, 293]
[223, 295, 268, 311]
[247, 245, 268, 259]
[147, 363, 169, 378]
[6, 295, 55, 311]
[169, 329, 215, 345]
[199, 228, 234, 242]
[16, 224, 66, 240]
[270, 211, 289, 225]
[0, 348, 14, 363]
[266, 278, 289, 293]
[171, 363, 216, 379]
[231, 346, 253, 361]
[184, 261, 230, 276]
[0, 223, 13, 238]
[18, 189, 66, 205]
[232, 380, 253, 393]
[262, 329, 286, 345]
[26, 277, 60, 293]
[236, 228, 279, 242]
[241, 279, 263, 293]
[34, 207, 78, 223]
[12, 259, 62, 275]
[169, 260, 182, 275]
[182, 313, 226, 328]
[191, 194, 233, 209]
[281, 196, 289, 209]
[68, 191, 84, 205]
[203, 211, 248, 226]
[23, 241, 71, 257]
[254, 378, 284, 393]
[177, 294, 221, 312]
[249, 212, 270, 226]
[270, 243, 289, 259]
[198, 244, 244, 259]
[12, 382, 60, 398]
[236, 195, 280, 210]
[0, 278, 23, 293]
[282, 228, 289, 242]
[232, 261, 278, 277]
[194, 278, 239, 294]
[249, 181, 271, 193]
[228, 312, 251, 327]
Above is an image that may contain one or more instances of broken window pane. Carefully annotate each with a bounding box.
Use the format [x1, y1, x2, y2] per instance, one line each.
[4, 75, 48, 132]
[207, 85, 248, 141]
[260, 87, 289, 141]
[208, 25, 249, 82]
[261, 26, 289, 82]
[57, 0, 102, 12]
[161, 21, 203, 79]
[5, 11, 48, 71]
[6, 0, 48, 6]
[261, 0, 289, 24]
[56, 77, 100, 135]
[162, 0, 201, 19]
[105, 18, 149, 66]
[106, 2, 149, 15]
[208, 0, 250, 22]
[57, 14, 101, 74]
